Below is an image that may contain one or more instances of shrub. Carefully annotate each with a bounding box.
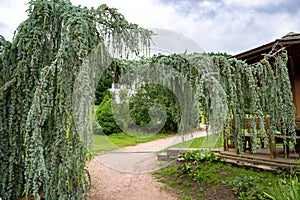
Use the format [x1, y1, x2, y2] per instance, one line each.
[96, 95, 122, 135]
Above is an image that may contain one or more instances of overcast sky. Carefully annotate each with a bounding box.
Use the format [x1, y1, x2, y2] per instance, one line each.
[0, 0, 299, 55]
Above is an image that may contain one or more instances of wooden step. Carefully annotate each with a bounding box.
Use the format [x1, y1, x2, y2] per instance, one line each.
[157, 152, 169, 161]
[219, 151, 299, 166]
[218, 151, 299, 170]
[157, 148, 300, 171]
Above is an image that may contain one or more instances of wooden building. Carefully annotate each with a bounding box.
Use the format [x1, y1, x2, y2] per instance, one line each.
[226, 32, 300, 159]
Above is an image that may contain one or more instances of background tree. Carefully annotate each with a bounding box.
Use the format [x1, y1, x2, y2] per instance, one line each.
[207, 51, 232, 57]
[95, 71, 113, 105]
[0, 0, 151, 199]
[129, 84, 179, 133]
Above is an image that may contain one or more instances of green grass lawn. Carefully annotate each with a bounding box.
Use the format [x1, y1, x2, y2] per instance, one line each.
[92, 105, 176, 155]
[91, 132, 175, 155]
[172, 133, 223, 148]
[158, 133, 223, 154]
[91, 129, 223, 156]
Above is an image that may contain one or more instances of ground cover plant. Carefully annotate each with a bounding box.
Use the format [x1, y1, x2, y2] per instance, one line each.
[154, 150, 288, 200]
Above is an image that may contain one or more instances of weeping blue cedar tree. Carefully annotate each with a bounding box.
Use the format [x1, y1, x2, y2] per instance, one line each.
[0, 0, 152, 199]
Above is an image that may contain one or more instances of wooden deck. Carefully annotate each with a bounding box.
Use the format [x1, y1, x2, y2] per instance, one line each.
[158, 147, 300, 171]
[223, 117, 300, 159]
[218, 146, 300, 171]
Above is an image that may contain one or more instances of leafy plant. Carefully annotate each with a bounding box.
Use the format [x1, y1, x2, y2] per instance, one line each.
[168, 181, 175, 187]
[178, 150, 219, 163]
[264, 175, 300, 200]
[177, 150, 219, 184]
[178, 163, 192, 175]
[192, 170, 205, 182]
[225, 174, 266, 200]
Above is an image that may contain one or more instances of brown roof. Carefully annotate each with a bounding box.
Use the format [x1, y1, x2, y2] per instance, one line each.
[234, 32, 300, 61]
[281, 32, 300, 40]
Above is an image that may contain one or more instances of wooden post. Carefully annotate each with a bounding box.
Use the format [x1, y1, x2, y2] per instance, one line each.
[284, 142, 290, 159]
[268, 126, 276, 159]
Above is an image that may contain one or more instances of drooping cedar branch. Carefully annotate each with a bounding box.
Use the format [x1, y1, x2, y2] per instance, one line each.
[0, 0, 152, 199]
[105, 50, 295, 153]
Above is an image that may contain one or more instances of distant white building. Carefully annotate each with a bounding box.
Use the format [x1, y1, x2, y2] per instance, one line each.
[109, 82, 136, 104]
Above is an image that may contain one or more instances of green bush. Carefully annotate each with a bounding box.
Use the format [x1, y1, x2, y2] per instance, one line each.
[96, 95, 122, 135]
[129, 84, 179, 133]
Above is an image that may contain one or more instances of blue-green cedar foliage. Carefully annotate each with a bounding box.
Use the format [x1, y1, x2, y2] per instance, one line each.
[0, 0, 152, 199]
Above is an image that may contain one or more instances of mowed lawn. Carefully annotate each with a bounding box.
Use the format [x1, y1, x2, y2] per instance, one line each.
[91, 132, 175, 155]
[92, 130, 223, 156]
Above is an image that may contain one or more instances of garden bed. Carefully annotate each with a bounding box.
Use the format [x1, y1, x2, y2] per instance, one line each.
[154, 150, 287, 200]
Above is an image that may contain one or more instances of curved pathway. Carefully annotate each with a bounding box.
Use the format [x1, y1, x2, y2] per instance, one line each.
[87, 130, 208, 200]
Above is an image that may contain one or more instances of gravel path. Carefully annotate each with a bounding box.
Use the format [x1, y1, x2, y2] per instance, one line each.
[87, 130, 208, 200]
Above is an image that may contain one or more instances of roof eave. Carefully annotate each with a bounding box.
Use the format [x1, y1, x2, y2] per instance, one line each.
[233, 37, 300, 60]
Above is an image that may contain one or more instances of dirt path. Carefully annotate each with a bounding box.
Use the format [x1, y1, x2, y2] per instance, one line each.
[87, 130, 207, 200]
